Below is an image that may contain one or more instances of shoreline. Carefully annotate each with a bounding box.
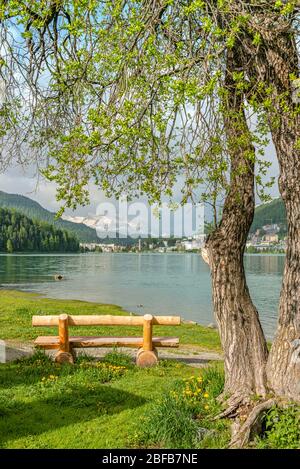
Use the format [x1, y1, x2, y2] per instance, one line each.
[0, 289, 222, 355]
[0, 251, 286, 255]
[0, 284, 275, 341]
[0, 284, 216, 329]
[0, 286, 223, 365]
[0, 285, 224, 367]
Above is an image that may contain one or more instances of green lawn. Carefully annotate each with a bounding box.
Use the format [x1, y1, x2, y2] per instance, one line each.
[0, 351, 228, 449]
[0, 290, 298, 449]
[0, 289, 225, 449]
[0, 289, 221, 351]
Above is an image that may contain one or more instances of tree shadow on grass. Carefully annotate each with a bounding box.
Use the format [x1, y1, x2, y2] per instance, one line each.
[0, 350, 93, 390]
[0, 359, 75, 391]
[0, 383, 147, 447]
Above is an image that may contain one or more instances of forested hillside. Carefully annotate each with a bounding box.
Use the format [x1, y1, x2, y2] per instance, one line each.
[0, 208, 79, 253]
[250, 198, 286, 233]
[0, 191, 98, 242]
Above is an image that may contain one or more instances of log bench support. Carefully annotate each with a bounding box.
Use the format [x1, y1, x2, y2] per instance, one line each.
[32, 313, 180, 367]
[55, 314, 74, 364]
[136, 314, 158, 367]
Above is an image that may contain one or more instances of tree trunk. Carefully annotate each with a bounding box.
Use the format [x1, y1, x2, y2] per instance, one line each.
[267, 118, 300, 399]
[205, 47, 268, 405]
[266, 99, 300, 398]
[237, 14, 300, 400]
[265, 38, 300, 401]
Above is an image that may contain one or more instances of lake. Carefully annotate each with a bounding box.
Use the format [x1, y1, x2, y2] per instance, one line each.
[0, 253, 285, 338]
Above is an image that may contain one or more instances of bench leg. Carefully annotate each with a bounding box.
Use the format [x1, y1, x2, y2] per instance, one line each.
[55, 314, 74, 364]
[136, 314, 158, 367]
[55, 350, 74, 364]
[136, 347, 158, 367]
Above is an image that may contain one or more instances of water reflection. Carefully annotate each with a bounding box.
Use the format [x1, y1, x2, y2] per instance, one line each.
[244, 254, 285, 275]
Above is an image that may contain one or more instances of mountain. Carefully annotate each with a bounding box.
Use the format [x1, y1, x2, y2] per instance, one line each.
[251, 198, 286, 233]
[63, 214, 148, 238]
[0, 191, 99, 243]
[1, 190, 286, 243]
[62, 214, 102, 229]
[0, 207, 79, 252]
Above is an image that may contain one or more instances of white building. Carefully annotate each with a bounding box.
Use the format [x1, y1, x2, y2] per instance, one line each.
[80, 243, 115, 252]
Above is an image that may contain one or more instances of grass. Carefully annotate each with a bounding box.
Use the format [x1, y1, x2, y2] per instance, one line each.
[1, 289, 297, 449]
[134, 363, 230, 449]
[0, 350, 228, 449]
[0, 289, 221, 351]
[0, 288, 224, 448]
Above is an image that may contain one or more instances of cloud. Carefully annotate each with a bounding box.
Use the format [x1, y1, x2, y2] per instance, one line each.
[0, 165, 109, 215]
[0, 167, 59, 211]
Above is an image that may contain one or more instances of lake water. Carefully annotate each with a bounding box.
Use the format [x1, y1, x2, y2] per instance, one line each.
[0, 253, 285, 338]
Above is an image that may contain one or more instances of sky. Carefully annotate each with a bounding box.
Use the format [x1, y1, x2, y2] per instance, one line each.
[0, 134, 280, 220]
[0, 165, 104, 216]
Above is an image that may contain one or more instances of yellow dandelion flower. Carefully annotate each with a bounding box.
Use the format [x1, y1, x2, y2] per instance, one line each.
[204, 392, 209, 398]
[204, 405, 209, 410]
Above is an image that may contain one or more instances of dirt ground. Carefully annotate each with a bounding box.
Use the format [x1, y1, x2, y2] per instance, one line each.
[3, 339, 222, 368]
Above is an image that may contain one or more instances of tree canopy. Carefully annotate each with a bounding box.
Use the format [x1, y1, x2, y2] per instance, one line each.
[1, 0, 281, 212]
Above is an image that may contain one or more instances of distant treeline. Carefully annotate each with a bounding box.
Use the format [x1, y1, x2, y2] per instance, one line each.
[0, 208, 79, 253]
[0, 190, 98, 242]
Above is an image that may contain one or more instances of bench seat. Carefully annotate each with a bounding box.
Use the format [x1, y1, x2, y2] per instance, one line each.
[34, 335, 179, 349]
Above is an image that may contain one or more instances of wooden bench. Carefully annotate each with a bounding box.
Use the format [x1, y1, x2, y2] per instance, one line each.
[32, 313, 180, 367]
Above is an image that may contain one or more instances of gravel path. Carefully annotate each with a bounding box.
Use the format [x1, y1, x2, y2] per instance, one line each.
[2, 340, 222, 368]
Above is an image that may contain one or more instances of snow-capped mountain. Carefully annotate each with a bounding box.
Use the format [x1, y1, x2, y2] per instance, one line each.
[62, 214, 147, 238]
[62, 214, 111, 229]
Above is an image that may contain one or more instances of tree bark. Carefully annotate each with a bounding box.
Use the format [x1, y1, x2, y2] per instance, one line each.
[266, 86, 300, 399]
[237, 14, 300, 400]
[267, 120, 300, 399]
[205, 46, 268, 404]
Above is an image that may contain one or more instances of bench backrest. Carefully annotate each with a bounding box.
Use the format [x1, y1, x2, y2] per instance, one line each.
[32, 314, 181, 327]
[32, 314, 181, 355]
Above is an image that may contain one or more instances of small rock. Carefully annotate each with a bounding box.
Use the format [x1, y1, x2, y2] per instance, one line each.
[196, 427, 217, 442]
[207, 323, 217, 329]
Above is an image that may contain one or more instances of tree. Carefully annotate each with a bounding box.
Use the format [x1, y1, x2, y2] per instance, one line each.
[0, 0, 273, 400]
[0, 207, 79, 252]
[6, 238, 13, 253]
[205, 45, 268, 406]
[243, 3, 300, 402]
[1, 0, 299, 443]
[23, 0, 271, 404]
[206, 0, 300, 403]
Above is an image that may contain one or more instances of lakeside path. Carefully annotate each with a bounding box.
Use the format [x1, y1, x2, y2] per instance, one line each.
[0, 289, 222, 366]
[4, 340, 222, 366]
